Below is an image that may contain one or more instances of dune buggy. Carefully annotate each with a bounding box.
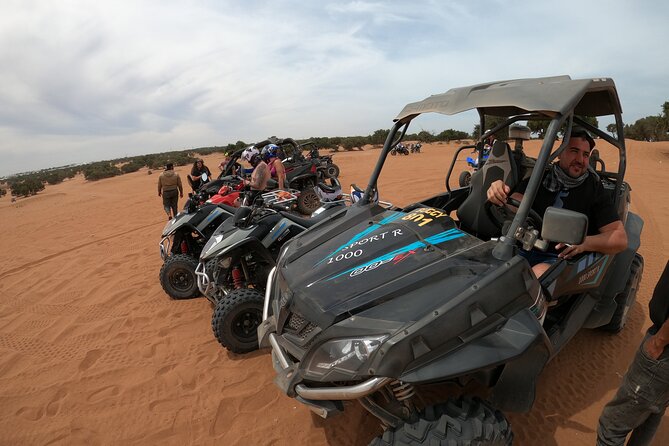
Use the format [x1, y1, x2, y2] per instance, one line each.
[259, 76, 643, 445]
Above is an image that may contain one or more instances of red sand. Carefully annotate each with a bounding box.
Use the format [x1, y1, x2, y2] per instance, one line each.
[0, 139, 668, 445]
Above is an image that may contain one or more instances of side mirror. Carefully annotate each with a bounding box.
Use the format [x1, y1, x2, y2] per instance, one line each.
[541, 207, 588, 245]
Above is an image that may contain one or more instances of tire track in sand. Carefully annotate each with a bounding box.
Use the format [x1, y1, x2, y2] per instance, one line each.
[0, 220, 164, 281]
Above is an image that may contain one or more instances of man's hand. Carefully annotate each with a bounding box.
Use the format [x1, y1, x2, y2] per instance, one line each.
[180, 193, 183, 198]
[643, 335, 665, 360]
[487, 180, 510, 206]
[555, 242, 586, 259]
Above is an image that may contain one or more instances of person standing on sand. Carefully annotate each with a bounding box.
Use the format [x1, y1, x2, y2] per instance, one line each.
[597, 259, 669, 446]
[158, 162, 183, 220]
[190, 159, 212, 191]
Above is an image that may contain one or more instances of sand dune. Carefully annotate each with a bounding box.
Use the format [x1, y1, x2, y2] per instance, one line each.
[1, 139, 668, 445]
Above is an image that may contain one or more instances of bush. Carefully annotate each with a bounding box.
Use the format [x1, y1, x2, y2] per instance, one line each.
[9, 176, 45, 196]
[83, 162, 121, 181]
[120, 161, 144, 174]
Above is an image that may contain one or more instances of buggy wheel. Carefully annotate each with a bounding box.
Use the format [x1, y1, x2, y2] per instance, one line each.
[159, 254, 201, 299]
[459, 170, 472, 187]
[600, 253, 644, 333]
[297, 188, 321, 215]
[370, 396, 513, 446]
[325, 163, 340, 178]
[211, 288, 264, 353]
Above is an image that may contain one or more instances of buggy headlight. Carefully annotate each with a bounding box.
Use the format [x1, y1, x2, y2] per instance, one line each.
[305, 335, 387, 378]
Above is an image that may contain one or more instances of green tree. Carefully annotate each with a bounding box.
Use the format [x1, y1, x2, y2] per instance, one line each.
[606, 123, 617, 139]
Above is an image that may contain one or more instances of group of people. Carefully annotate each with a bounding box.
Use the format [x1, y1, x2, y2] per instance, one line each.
[156, 144, 287, 220]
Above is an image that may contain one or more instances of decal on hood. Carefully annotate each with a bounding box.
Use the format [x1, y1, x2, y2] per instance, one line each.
[315, 211, 404, 265]
[323, 228, 465, 281]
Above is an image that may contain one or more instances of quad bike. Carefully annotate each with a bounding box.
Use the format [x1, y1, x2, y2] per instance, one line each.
[390, 144, 409, 156]
[158, 198, 237, 299]
[307, 145, 340, 179]
[410, 143, 422, 153]
[242, 137, 324, 215]
[259, 76, 643, 445]
[194, 188, 346, 353]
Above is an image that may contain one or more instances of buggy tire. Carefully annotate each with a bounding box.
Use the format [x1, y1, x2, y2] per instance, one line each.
[600, 253, 644, 333]
[159, 254, 201, 299]
[211, 288, 264, 353]
[297, 188, 321, 215]
[459, 171, 472, 187]
[370, 397, 512, 446]
[325, 163, 340, 178]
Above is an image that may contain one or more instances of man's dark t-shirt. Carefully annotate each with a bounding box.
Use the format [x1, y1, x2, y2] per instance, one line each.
[514, 171, 619, 236]
[649, 260, 669, 333]
[191, 165, 212, 190]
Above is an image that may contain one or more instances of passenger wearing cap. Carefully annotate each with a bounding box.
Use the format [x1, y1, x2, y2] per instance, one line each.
[486, 127, 628, 277]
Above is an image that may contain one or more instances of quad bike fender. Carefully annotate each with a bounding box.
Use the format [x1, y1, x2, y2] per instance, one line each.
[399, 309, 550, 395]
[584, 211, 643, 328]
[215, 237, 276, 267]
[289, 172, 317, 188]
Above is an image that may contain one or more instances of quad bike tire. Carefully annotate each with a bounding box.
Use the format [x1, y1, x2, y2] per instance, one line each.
[297, 188, 321, 215]
[325, 163, 340, 178]
[371, 396, 512, 446]
[459, 171, 472, 187]
[211, 288, 264, 353]
[159, 254, 201, 299]
[600, 253, 644, 333]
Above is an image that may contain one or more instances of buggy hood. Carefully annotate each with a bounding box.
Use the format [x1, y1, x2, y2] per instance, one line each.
[277, 206, 491, 325]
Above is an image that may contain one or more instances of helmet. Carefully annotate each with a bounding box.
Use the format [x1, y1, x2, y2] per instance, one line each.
[261, 144, 280, 161]
[241, 146, 260, 163]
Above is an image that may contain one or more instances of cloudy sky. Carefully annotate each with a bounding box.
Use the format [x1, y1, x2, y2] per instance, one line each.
[1, 0, 667, 176]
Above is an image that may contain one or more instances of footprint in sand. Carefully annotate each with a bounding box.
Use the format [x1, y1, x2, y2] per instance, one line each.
[87, 385, 120, 403]
[16, 405, 44, 421]
[45, 388, 68, 416]
[79, 349, 103, 371]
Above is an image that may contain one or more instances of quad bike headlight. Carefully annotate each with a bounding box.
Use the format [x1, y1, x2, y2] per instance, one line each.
[304, 335, 387, 379]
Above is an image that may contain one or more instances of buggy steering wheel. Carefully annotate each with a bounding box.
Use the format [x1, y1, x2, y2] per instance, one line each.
[486, 197, 543, 231]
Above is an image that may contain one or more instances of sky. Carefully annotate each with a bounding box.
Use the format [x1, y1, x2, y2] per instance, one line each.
[1, 0, 667, 177]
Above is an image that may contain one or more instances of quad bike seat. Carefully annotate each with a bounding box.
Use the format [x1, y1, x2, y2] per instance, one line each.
[456, 140, 518, 239]
[279, 205, 343, 228]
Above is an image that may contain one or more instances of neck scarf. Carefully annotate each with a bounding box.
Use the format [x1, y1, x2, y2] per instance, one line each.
[542, 163, 591, 193]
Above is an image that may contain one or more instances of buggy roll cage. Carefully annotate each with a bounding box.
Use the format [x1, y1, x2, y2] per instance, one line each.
[359, 76, 627, 261]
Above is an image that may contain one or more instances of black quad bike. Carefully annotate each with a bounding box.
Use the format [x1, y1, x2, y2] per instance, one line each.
[305, 143, 340, 179]
[158, 155, 248, 300]
[195, 189, 346, 353]
[259, 76, 643, 445]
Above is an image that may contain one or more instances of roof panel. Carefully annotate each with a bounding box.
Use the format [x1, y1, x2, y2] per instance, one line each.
[395, 76, 622, 121]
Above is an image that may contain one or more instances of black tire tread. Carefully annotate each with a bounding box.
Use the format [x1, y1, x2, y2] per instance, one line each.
[211, 288, 264, 353]
[370, 396, 512, 446]
[159, 254, 200, 299]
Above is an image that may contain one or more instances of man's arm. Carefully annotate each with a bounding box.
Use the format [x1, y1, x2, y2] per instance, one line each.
[556, 220, 627, 259]
[177, 175, 183, 196]
[158, 177, 162, 196]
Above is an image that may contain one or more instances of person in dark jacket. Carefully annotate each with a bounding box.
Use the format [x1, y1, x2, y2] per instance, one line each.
[190, 159, 212, 191]
[158, 162, 183, 220]
[597, 259, 669, 446]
